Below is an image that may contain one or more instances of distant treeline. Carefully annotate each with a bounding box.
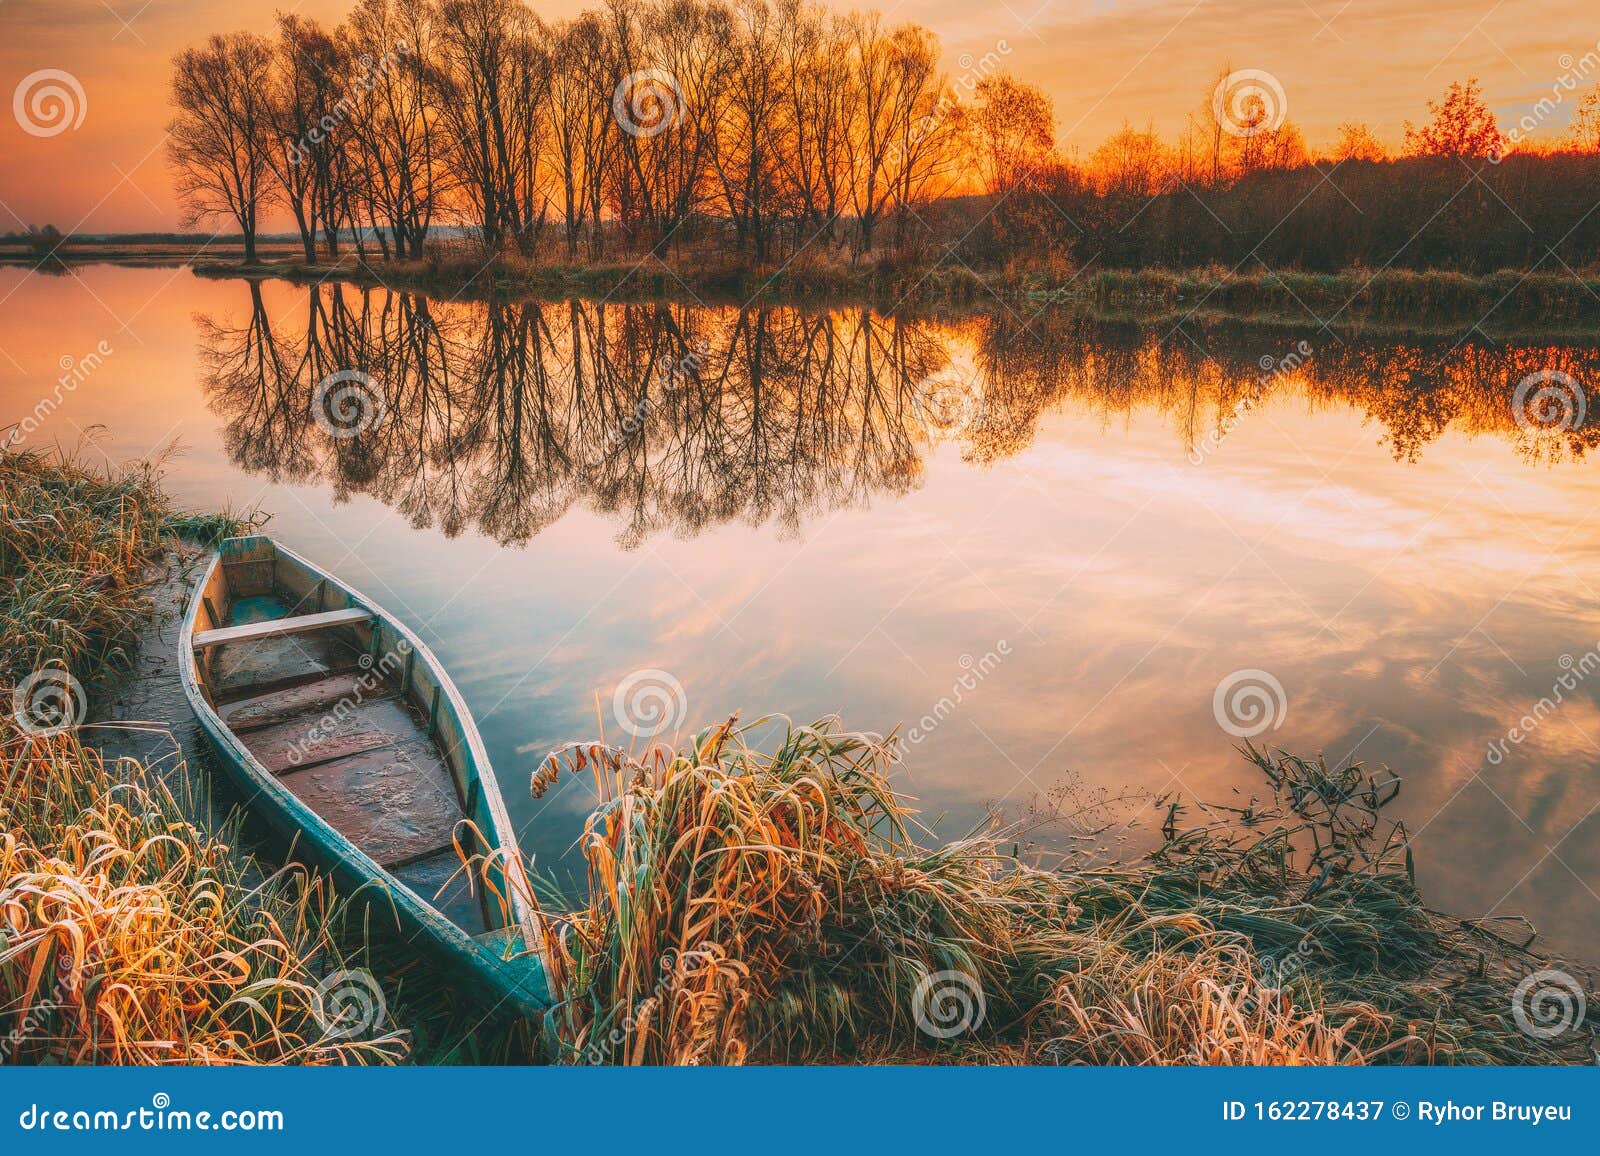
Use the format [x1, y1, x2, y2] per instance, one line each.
[978, 152, 1600, 275]
[165, 0, 1600, 275]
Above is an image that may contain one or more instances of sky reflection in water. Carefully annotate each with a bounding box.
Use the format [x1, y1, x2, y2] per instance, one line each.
[2, 266, 1596, 954]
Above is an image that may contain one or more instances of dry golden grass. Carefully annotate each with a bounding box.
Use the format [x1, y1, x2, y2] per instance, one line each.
[1, 443, 406, 1065]
[0, 731, 408, 1064]
[4, 444, 1577, 1067]
[1026, 916, 1385, 1065]
[525, 719, 1574, 1066]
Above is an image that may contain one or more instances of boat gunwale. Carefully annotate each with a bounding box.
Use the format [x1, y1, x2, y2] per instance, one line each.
[177, 537, 548, 1013]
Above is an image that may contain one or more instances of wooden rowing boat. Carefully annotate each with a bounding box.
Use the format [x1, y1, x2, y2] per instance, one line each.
[178, 535, 549, 1018]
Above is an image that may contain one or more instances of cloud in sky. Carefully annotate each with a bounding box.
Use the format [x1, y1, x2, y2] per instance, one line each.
[0, 0, 1590, 232]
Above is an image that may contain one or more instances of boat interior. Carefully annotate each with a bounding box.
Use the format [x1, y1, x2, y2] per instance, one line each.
[189, 537, 504, 936]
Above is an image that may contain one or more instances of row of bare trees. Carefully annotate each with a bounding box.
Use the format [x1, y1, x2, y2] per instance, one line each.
[170, 0, 1600, 275]
[169, 0, 1020, 263]
[200, 282, 1600, 547]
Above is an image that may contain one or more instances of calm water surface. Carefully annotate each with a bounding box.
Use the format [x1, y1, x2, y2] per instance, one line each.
[3, 265, 1597, 954]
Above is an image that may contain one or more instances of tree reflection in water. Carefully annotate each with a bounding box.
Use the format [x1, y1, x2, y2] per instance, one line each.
[200, 283, 1600, 547]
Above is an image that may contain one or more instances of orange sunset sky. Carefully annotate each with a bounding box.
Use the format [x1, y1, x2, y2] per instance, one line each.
[0, 0, 1594, 234]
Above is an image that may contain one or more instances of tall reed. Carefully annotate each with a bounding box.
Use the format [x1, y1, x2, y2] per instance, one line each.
[526, 720, 1582, 1065]
[1, 443, 406, 1065]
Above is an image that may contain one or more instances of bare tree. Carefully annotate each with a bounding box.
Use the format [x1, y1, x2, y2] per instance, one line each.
[434, 0, 554, 254]
[169, 32, 275, 261]
[969, 74, 1054, 195]
[266, 15, 344, 262]
[548, 16, 615, 259]
[842, 13, 898, 252]
[884, 24, 956, 248]
[342, 0, 439, 259]
[712, 0, 788, 259]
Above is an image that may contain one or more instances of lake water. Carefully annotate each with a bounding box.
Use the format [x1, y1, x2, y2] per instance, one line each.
[3, 265, 1597, 956]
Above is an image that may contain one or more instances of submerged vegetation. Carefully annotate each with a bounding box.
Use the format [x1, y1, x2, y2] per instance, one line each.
[0, 445, 1589, 1065]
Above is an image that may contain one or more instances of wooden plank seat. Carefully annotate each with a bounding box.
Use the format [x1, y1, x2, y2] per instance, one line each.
[193, 605, 372, 650]
[220, 669, 400, 731]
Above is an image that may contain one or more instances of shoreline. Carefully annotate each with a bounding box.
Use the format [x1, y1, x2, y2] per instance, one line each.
[208, 255, 1600, 338]
[7, 244, 1600, 336]
[2, 446, 1596, 1066]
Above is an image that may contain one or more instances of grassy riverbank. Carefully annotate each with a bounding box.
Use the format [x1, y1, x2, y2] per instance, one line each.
[185, 248, 1600, 333]
[10, 236, 1600, 331]
[527, 722, 1590, 1065]
[0, 446, 407, 1064]
[1, 445, 1591, 1065]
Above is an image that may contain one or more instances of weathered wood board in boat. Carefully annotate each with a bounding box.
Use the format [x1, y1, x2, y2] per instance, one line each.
[178, 535, 549, 1017]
